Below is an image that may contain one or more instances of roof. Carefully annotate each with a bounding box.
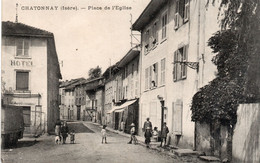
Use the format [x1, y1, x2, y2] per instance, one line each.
[132, 0, 168, 31]
[60, 78, 85, 89]
[2, 21, 53, 37]
[118, 46, 140, 68]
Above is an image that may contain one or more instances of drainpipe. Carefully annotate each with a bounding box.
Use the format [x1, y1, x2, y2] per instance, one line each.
[194, 0, 201, 151]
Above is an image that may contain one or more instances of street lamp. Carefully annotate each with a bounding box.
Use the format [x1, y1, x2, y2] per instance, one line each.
[157, 95, 165, 136]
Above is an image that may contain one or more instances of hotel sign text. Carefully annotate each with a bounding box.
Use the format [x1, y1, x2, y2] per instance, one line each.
[11, 60, 33, 67]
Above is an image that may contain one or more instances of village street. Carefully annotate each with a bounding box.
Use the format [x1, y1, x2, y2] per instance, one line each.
[1, 122, 207, 163]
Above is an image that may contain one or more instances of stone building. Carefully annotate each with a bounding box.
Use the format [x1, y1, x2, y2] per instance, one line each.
[2, 21, 62, 134]
[132, 0, 218, 148]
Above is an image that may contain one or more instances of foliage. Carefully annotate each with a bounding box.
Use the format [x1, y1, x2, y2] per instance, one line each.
[191, 0, 260, 125]
[88, 66, 102, 80]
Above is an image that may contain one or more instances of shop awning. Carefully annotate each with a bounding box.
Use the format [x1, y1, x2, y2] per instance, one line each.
[106, 100, 137, 114]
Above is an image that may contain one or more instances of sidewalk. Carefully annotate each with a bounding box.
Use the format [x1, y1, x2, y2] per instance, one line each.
[87, 122, 219, 163]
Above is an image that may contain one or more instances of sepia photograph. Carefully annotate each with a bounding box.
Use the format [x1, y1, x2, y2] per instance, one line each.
[1, 0, 260, 163]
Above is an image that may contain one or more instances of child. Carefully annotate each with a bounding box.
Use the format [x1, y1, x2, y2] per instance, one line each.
[101, 125, 107, 144]
[152, 127, 159, 142]
[70, 130, 75, 144]
[144, 127, 152, 148]
[128, 123, 136, 144]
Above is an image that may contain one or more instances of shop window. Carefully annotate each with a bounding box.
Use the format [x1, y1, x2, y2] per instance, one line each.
[173, 45, 188, 81]
[16, 38, 30, 57]
[16, 71, 29, 91]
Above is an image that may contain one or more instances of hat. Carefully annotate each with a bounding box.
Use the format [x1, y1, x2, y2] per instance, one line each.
[130, 123, 135, 127]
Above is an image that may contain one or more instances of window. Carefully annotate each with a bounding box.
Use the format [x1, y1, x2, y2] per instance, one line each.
[145, 63, 158, 90]
[152, 21, 159, 45]
[162, 12, 168, 39]
[16, 71, 29, 91]
[174, 0, 189, 29]
[151, 63, 158, 87]
[161, 58, 166, 85]
[144, 29, 150, 53]
[16, 38, 30, 57]
[173, 45, 188, 81]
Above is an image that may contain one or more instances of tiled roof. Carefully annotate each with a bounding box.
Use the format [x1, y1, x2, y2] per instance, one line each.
[2, 21, 53, 37]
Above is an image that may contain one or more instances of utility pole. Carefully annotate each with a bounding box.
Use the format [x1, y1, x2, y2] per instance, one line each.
[129, 14, 141, 48]
[15, 3, 18, 23]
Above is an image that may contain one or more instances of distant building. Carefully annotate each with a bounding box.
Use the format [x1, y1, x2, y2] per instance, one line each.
[104, 46, 141, 134]
[2, 21, 62, 134]
[59, 78, 83, 120]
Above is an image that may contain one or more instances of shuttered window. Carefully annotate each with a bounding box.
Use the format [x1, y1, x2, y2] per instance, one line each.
[173, 101, 183, 135]
[16, 71, 29, 90]
[162, 12, 168, 39]
[173, 45, 188, 81]
[161, 58, 166, 85]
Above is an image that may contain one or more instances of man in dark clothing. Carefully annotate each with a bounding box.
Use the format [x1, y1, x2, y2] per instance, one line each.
[160, 122, 169, 147]
[143, 118, 152, 132]
[61, 121, 69, 144]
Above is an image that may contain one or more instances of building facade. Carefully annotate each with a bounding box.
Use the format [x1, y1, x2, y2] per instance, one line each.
[2, 21, 62, 134]
[132, 0, 218, 148]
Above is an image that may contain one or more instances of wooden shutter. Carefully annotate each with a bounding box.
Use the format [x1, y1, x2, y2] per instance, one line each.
[174, 0, 180, 29]
[173, 101, 183, 135]
[184, 0, 190, 22]
[173, 51, 178, 81]
[16, 71, 29, 90]
[181, 45, 188, 79]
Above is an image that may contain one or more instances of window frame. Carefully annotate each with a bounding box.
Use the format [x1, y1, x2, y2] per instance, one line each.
[15, 38, 30, 58]
[15, 70, 30, 91]
[161, 10, 168, 40]
[173, 45, 188, 82]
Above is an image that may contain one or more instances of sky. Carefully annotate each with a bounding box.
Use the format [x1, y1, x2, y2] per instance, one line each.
[2, 0, 150, 80]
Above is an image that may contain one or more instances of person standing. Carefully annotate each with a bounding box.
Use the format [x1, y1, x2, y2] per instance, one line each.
[61, 121, 69, 144]
[144, 127, 152, 148]
[143, 118, 152, 131]
[128, 123, 136, 144]
[101, 125, 107, 144]
[55, 120, 62, 140]
[160, 122, 169, 147]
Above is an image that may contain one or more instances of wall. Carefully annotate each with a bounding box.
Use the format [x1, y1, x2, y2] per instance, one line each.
[47, 37, 61, 133]
[232, 103, 260, 163]
[139, 4, 168, 136]
[2, 36, 48, 133]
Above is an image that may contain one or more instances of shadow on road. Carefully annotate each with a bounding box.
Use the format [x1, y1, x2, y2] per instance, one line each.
[2, 140, 39, 150]
[67, 122, 94, 133]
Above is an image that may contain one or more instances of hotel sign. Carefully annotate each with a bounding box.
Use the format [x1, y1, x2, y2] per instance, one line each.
[11, 60, 33, 67]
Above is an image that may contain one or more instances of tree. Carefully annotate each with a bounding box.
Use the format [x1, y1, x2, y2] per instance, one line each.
[191, 1, 260, 125]
[88, 66, 102, 80]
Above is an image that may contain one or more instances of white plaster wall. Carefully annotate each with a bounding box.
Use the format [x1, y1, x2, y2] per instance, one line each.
[232, 103, 260, 163]
[2, 37, 48, 132]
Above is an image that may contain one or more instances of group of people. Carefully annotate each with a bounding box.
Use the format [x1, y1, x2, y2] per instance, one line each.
[55, 120, 75, 144]
[128, 117, 169, 148]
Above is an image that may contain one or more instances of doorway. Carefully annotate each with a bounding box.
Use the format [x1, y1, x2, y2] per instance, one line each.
[77, 106, 81, 120]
